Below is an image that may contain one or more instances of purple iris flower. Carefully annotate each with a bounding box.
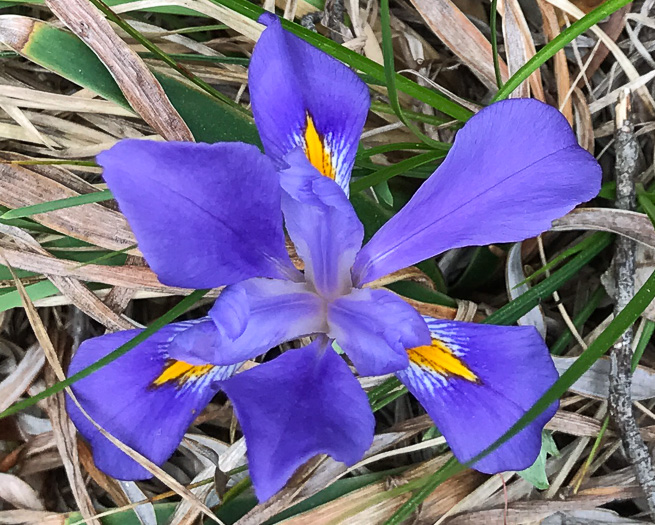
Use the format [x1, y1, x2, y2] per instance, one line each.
[66, 14, 601, 502]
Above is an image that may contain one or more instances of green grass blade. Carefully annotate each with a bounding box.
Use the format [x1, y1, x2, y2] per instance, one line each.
[0, 189, 114, 219]
[490, 0, 502, 89]
[379, 0, 446, 148]
[370, 101, 454, 128]
[350, 151, 444, 193]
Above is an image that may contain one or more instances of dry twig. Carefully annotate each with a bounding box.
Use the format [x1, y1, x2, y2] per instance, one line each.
[608, 91, 655, 517]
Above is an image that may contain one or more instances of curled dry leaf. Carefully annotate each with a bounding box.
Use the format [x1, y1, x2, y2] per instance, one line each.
[118, 481, 157, 525]
[551, 208, 655, 249]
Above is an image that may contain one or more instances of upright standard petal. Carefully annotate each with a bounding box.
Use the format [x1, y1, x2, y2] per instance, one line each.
[327, 288, 430, 376]
[67, 321, 239, 480]
[168, 277, 326, 365]
[221, 339, 374, 501]
[353, 99, 602, 285]
[280, 150, 364, 298]
[249, 13, 369, 192]
[396, 318, 558, 473]
[98, 140, 299, 289]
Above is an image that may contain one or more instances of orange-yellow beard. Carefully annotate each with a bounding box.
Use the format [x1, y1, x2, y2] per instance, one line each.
[151, 359, 215, 389]
[303, 114, 336, 180]
[407, 339, 479, 383]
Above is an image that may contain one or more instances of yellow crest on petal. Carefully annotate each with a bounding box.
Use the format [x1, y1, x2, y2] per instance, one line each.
[408, 338, 479, 383]
[151, 359, 215, 389]
[303, 114, 335, 180]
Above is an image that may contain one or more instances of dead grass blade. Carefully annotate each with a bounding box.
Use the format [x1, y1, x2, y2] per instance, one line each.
[498, 0, 544, 99]
[3, 260, 99, 525]
[77, 440, 131, 507]
[408, 0, 509, 91]
[44, 0, 193, 142]
[446, 486, 644, 524]
[112, 0, 263, 42]
[0, 510, 64, 524]
[572, 87, 595, 152]
[538, 0, 573, 122]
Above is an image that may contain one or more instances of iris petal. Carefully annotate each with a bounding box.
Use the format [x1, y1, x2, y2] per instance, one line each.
[168, 278, 326, 365]
[327, 288, 430, 376]
[352, 99, 602, 285]
[221, 339, 374, 501]
[67, 321, 239, 480]
[396, 317, 558, 473]
[98, 140, 298, 289]
[249, 13, 369, 192]
[280, 149, 364, 298]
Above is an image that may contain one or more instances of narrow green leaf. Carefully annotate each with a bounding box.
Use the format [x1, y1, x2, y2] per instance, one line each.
[379, 0, 445, 148]
[357, 142, 432, 159]
[0, 190, 114, 219]
[350, 151, 443, 193]
[490, 0, 502, 90]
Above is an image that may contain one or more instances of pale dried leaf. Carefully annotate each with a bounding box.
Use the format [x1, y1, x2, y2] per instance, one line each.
[0, 162, 135, 251]
[0, 473, 44, 510]
[506, 242, 547, 338]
